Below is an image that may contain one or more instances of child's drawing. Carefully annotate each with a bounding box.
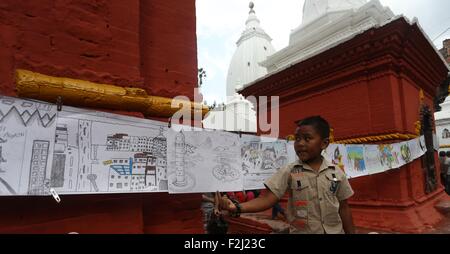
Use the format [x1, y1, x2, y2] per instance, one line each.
[0, 96, 57, 196]
[364, 145, 384, 175]
[212, 146, 241, 182]
[346, 145, 368, 178]
[378, 144, 399, 169]
[49, 106, 168, 194]
[241, 135, 289, 190]
[167, 127, 242, 193]
[400, 142, 412, 164]
[324, 144, 347, 172]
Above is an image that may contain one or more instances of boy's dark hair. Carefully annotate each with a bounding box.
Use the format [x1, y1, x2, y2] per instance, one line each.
[440, 151, 446, 157]
[296, 116, 330, 139]
[446, 151, 450, 158]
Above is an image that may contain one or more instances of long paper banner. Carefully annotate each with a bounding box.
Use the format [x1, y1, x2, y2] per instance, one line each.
[0, 95, 428, 196]
[322, 137, 426, 179]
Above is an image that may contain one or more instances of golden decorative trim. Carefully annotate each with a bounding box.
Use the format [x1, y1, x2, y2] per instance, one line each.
[414, 121, 421, 136]
[15, 69, 208, 118]
[286, 135, 295, 141]
[419, 89, 424, 104]
[329, 128, 335, 143]
[439, 145, 450, 149]
[416, 89, 424, 135]
[334, 133, 419, 144]
[285, 132, 418, 144]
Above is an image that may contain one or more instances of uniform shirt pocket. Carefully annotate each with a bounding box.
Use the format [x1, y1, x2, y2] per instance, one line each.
[290, 175, 310, 201]
[290, 175, 310, 222]
[322, 172, 342, 224]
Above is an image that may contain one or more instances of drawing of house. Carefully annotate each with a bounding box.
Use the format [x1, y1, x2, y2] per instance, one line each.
[106, 134, 154, 152]
[108, 153, 157, 192]
[106, 134, 130, 151]
[54, 124, 68, 151]
[106, 130, 167, 189]
[66, 146, 79, 191]
[51, 124, 68, 188]
[28, 140, 50, 195]
[152, 127, 167, 185]
[77, 120, 92, 192]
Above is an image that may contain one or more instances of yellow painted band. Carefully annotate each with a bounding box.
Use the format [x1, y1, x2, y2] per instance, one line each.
[15, 69, 209, 118]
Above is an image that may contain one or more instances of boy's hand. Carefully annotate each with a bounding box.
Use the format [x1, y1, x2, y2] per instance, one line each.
[216, 191, 237, 212]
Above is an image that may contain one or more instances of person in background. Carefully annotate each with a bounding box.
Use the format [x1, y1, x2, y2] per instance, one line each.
[445, 151, 450, 195]
[246, 190, 255, 201]
[201, 192, 215, 234]
[234, 191, 247, 203]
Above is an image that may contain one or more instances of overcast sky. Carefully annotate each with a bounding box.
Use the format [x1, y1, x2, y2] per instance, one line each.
[196, 0, 450, 104]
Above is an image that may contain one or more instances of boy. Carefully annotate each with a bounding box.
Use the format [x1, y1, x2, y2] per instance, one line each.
[217, 116, 355, 234]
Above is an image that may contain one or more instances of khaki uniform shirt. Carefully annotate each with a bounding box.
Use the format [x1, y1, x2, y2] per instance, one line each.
[265, 157, 354, 234]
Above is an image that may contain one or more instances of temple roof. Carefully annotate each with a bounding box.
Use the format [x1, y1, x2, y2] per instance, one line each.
[302, 0, 368, 25]
[238, 0, 394, 92]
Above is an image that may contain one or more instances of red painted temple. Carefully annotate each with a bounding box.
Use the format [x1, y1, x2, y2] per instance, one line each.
[0, 0, 203, 233]
[1, 0, 449, 234]
[240, 17, 450, 233]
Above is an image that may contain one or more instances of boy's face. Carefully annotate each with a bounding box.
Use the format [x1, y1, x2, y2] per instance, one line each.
[294, 125, 329, 163]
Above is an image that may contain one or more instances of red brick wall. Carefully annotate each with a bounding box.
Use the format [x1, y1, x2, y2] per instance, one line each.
[140, 0, 199, 100]
[0, 0, 202, 234]
[0, 0, 198, 99]
[0, 193, 203, 234]
[277, 76, 398, 139]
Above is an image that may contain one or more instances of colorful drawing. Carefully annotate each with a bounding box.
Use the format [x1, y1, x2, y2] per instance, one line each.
[333, 146, 346, 172]
[378, 144, 399, 169]
[346, 145, 366, 173]
[241, 135, 289, 190]
[324, 144, 348, 173]
[400, 143, 412, 163]
[364, 145, 383, 175]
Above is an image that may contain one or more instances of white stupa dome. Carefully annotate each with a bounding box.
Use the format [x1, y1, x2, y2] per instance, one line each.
[226, 2, 276, 99]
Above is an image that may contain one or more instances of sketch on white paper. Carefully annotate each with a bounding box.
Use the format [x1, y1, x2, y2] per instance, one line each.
[398, 141, 412, 165]
[408, 137, 425, 161]
[324, 144, 348, 173]
[419, 136, 426, 153]
[241, 135, 289, 190]
[50, 106, 168, 194]
[377, 144, 400, 170]
[167, 127, 242, 193]
[364, 145, 384, 175]
[0, 96, 57, 196]
[287, 141, 297, 164]
[345, 145, 368, 178]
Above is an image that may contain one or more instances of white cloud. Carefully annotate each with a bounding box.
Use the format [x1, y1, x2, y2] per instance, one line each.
[379, 0, 450, 46]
